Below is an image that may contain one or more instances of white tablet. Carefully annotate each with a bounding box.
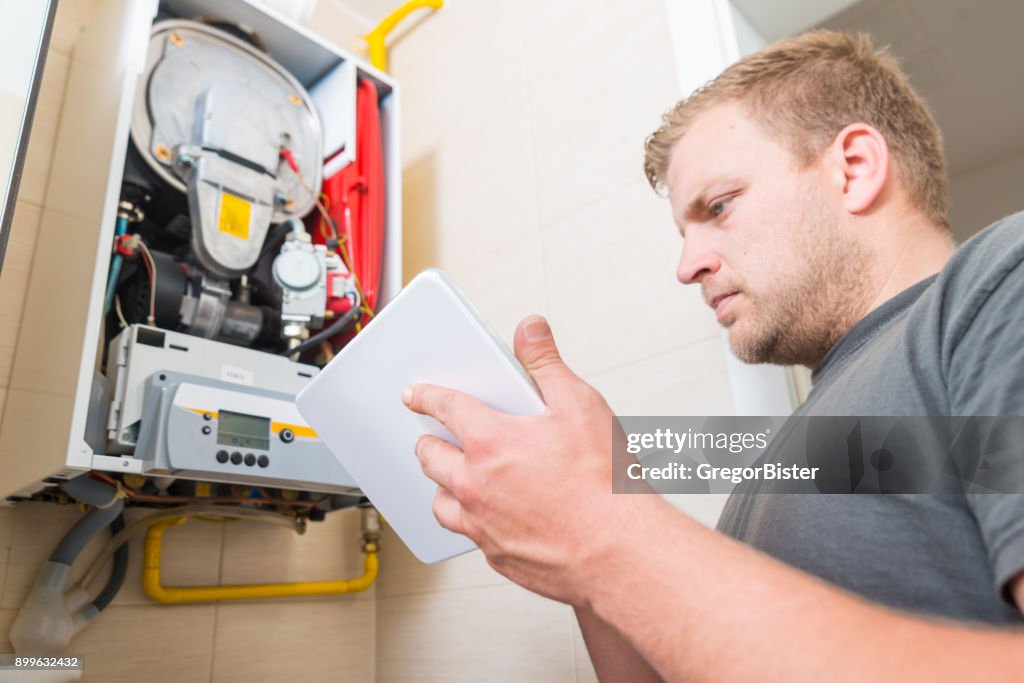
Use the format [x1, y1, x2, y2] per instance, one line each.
[295, 269, 546, 563]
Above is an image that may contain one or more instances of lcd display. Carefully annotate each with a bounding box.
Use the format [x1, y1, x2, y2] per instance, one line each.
[217, 409, 270, 450]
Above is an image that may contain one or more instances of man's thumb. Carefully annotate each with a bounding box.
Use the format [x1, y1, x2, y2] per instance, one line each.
[514, 316, 575, 400]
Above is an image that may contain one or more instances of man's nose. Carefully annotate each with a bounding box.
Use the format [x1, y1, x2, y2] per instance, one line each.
[676, 234, 721, 285]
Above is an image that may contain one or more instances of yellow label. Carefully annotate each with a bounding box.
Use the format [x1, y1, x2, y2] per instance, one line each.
[218, 191, 251, 240]
[195, 482, 212, 497]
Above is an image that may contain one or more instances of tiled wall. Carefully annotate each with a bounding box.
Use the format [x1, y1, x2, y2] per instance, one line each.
[0, 0, 736, 681]
[374, 1, 734, 681]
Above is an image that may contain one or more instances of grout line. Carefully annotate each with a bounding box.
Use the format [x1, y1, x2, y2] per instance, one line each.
[578, 333, 722, 383]
[207, 524, 226, 683]
[376, 579, 520, 603]
[328, 0, 377, 31]
[0, 548, 8, 615]
[537, 176, 640, 236]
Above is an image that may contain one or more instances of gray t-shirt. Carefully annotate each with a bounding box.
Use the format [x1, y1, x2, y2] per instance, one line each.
[718, 211, 1024, 624]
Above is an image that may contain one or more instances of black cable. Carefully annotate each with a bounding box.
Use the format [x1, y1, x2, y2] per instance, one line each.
[259, 221, 293, 259]
[280, 305, 361, 357]
[91, 513, 128, 613]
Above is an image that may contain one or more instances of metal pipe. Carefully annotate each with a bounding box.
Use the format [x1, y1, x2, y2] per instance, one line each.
[365, 0, 444, 72]
[103, 214, 130, 314]
[141, 516, 379, 603]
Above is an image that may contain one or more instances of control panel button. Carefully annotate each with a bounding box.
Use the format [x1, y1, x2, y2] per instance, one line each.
[230, 452, 243, 465]
[203, 413, 213, 421]
[279, 428, 294, 443]
[257, 455, 269, 468]
[216, 450, 229, 464]
[202, 425, 211, 435]
[244, 453, 256, 467]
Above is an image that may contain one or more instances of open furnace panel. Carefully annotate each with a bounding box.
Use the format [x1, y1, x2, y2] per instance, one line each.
[0, 0, 402, 513]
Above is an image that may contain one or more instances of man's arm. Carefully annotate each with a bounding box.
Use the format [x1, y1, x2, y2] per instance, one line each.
[405, 316, 1024, 682]
[576, 606, 663, 683]
[582, 495, 1024, 683]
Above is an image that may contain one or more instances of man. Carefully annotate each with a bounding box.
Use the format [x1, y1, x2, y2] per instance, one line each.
[403, 31, 1024, 681]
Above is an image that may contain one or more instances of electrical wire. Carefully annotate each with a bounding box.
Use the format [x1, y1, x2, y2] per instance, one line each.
[319, 340, 335, 363]
[280, 304, 361, 357]
[113, 294, 129, 329]
[280, 147, 376, 327]
[76, 503, 305, 596]
[88, 471, 328, 509]
[137, 240, 157, 325]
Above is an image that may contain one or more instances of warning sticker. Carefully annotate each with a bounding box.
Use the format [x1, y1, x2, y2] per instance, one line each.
[218, 191, 251, 240]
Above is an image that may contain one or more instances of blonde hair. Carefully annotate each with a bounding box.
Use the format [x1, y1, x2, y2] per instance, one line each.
[644, 30, 949, 230]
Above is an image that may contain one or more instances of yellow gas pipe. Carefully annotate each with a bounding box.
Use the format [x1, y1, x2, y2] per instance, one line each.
[365, 0, 444, 72]
[142, 513, 379, 604]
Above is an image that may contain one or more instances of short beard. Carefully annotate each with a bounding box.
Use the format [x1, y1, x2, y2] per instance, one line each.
[728, 184, 873, 368]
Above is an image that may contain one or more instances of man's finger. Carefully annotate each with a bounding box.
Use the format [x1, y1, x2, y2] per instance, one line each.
[432, 486, 466, 535]
[415, 434, 463, 491]
[402, 383, 488, 438]
[513, 315, 581, 408]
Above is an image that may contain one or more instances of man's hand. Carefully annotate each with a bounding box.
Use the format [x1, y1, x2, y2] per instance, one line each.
[402, 315, 631, 606]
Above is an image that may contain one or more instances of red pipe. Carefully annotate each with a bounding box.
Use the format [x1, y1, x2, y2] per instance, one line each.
[317, 79, 386, 325]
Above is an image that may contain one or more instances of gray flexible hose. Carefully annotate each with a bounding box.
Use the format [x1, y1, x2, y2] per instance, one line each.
[49, 476, 125, 565]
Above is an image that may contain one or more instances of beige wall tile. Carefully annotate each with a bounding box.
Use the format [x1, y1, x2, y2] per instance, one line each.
[0, 201, 42, 388]
[10, 502, 81, 558]
[211, 599, 373, 682]
[0, 609, 14, 653]
[0, 501, 12, 548]
[220, 506, 373, 601]
[377, 523, 506, 600]
[8, 209, 96, 393]
[525, 4, 679, 227]
[523, 0, 670, 76]
[73, 605, 215, 682]
[402, 101, 540, 275]
[0, 548, 7, 613]
[446, 234, 547, 345]
[109, 509, 224, 607]
[308, 0, 372, 55]
[18, 50, 70, 206]
[49, 0, 104, 56]
[401, 153, 441, 282]
[377, 584, 574, 682]
[587, 337, 733, 416]
[390, 1, 528, 165]
[541, 182, 716, 377]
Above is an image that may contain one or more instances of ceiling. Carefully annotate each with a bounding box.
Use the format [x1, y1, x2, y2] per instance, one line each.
[733, 0, 1024, 179]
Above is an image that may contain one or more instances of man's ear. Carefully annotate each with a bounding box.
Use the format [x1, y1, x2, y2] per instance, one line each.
[827, 123, 890, 215]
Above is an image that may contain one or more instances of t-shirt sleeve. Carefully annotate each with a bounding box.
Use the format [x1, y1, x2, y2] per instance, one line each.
[946, 233, 1024, 606]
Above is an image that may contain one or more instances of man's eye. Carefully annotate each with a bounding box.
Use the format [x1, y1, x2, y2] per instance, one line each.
[710, 199, 729, 217]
